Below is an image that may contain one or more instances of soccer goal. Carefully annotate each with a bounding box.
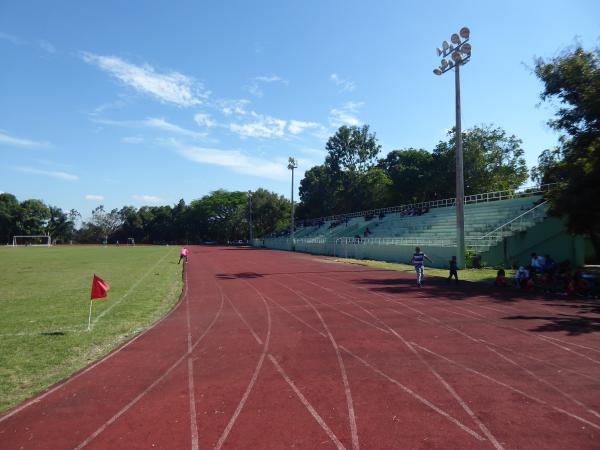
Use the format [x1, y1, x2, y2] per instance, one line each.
[12, 235, 52, 247]
[127, 237, 135, 246]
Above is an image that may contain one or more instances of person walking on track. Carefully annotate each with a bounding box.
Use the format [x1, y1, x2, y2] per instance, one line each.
[411, 246, 432, 287]
[179, 247, 189, 264]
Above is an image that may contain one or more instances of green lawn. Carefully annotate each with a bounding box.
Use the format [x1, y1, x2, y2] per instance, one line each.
[0, 245, 182, 413]
[334, 257, 515, 283]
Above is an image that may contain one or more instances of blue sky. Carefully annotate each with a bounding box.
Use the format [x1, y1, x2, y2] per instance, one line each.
[1, 0, 598, 218]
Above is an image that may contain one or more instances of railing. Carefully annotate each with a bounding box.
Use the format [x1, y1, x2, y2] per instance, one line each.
[466, 201, 549, 249]
[294, 182, 559, 227]
[335, 236, 456, 246]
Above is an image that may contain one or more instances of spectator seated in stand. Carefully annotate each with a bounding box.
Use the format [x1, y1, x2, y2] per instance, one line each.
[354, 234, 362, 242]
[363, 227, 372, 237]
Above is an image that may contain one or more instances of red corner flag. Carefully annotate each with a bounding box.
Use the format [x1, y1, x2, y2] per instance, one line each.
[91, 274, 110, 300]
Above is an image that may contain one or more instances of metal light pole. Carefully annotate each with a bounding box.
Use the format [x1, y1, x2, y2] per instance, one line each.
[247, 190, 253, 243]
[287, 157, 298, 250]
[433, 27, 471, 269]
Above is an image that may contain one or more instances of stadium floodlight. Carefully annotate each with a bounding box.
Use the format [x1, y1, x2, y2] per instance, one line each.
[432, 26, 472, 269]
[288, 157, 298, 250]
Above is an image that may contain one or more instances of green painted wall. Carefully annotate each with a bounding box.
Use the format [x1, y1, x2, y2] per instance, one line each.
[480, 217, 584, 267]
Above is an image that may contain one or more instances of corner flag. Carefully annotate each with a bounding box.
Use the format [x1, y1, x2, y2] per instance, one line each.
[91, 274, 110, 300]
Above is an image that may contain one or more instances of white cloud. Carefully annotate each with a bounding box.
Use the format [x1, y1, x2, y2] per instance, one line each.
[85, 194, 104, 201]
[143, 117, 206, 139]
[330, 74, 356, 92]
[229, 113, 287, 139]
[132, 194, 162, 204]
[122, 135, 143, 144]
[217, 99, 250, 116]
[91, 117, 206, 139]
[164, 139, 289, 181]
[14, 166, 78, 181]
[246, 75, 288, 97]
[193, 113, 216, 128]
[81, 52, 208, 107]
[288, 120, 320, 135]
[0, 131, 51, 149]
[0, 32, 25, 45]
[38, 40, 56, 53]
[329, 101, 363, 127]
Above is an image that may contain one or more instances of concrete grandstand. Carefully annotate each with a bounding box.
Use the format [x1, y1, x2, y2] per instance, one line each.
[253, 184, 587, 268]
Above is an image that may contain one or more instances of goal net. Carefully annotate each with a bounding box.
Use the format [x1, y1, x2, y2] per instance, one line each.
[12, 235, 52, 247]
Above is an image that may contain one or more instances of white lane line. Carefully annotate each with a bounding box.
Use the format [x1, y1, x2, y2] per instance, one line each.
[485, 345, 600, 420]
[0, 274, 183, 424]
[268, 354, 347, 450]
[264, 293, 485, 441]
[92, 249, 172, 327]
[213, 281, 272, 450]
[275, 281, 360, 450]
[75, 282, 225, 449]
[185, 270, 199, 450]
[411, 342, 600, 431]
[225, 292, 263, 345]
[338, 345, 485, 442]
[295, 276, 502, 449]
[188, 358, 199, 450]
[540, 334, 600, 354]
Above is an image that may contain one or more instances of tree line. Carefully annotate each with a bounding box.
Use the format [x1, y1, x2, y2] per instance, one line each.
[0, 45, 597, 253]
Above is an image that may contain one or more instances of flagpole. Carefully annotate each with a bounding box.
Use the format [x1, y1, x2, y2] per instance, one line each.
[87, 300, 93, 331]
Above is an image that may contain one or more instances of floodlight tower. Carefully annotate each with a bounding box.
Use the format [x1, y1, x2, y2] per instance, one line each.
[247, 190, 253, 243]
[433, 27, 471, 269]
[287, 157, 298, 250]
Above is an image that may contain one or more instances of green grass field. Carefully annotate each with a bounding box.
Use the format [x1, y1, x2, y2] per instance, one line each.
[0, 245, 182, 413]
[334, 258, 516, 283]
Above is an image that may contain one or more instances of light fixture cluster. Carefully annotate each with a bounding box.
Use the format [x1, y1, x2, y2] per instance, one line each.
[433, 27, 471, 75]
[288, 157, 298, 170]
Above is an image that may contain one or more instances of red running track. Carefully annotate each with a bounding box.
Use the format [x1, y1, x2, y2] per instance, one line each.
[2, 246, 600, 449]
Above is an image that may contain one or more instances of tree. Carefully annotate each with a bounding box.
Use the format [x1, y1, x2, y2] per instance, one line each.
[431, 125, 529, 197]
[89, 205, 123, 242]
[325, 125, 382, 174]
[0, 193, 21, 244]
[533, 46, 600, 257]
[46, 206, 77, 243]
[17, 199, 50, 236]
[247, 189, 291, 237]
[378, 148, 435, 204]
[297, 165, 337, 218]
[188, 190, 247, 243]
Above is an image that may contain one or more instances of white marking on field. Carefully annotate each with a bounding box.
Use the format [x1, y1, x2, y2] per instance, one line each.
[295, 276, 502, 449]
[264, 291, 485, 441]
[411, 342, 600, 431]
[274, 281, 360, 450]
[268, 354, 347, 450]
[188, 358, 199, 450]
[213, 281, 271, 450]
[74, 280, 225, 449]
[485, 345, 600, 419]
[91, 249, 171, 327]
[225, 292, 262, 345]
[0, 275, 183, 424]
